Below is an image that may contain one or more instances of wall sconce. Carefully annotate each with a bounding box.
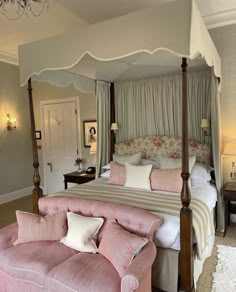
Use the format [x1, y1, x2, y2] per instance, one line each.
[200, 118, 210, 143]
[6, 113, 16, 130]
[111, 123, 119, 144]
[223, 142, 236, 180]
[111, 123, 119, 131]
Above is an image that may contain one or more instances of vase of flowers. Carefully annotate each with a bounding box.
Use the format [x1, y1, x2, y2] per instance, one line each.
[75, 158, 83, 172]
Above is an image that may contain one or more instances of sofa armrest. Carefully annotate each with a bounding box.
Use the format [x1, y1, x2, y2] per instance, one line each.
[0, 223, 18, 250]
[121, 241, 156, 292]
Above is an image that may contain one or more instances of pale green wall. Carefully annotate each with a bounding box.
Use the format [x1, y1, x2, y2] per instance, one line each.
[32, 81, 96, 188]
[210, 24, 236, 182]
[210, 24, 236, 142]
[0, 62, 32, 195]
[0, 62, 96, 196]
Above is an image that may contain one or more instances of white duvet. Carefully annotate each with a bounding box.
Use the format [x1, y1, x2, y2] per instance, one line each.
[53, 177, 217, 251]
[94, 178, 217, 250]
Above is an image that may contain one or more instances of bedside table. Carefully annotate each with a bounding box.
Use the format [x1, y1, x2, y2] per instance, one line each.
[64, 171, 95, 189]
[223, 182, 236, 236]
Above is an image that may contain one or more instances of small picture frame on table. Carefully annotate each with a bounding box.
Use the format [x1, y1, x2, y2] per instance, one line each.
[83, 120, 97, 147]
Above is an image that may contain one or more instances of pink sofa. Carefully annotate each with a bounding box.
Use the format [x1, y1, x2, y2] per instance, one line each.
[0, 196, 162, 292]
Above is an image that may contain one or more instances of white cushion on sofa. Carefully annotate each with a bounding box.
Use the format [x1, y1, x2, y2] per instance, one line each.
[60, 212, 103, 253]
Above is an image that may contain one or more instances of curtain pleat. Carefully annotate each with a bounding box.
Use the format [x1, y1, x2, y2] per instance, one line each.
[115, 69, 211, 143]
[114, 68, 223, 230]
[95, 80, 111, 177]
[211, 70, 223, 232]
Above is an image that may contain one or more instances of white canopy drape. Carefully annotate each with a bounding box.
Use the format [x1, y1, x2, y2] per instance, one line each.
[18, 0, 221, 88]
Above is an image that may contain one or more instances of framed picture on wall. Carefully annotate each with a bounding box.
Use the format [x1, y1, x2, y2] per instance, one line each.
[83, 120, 97, 147]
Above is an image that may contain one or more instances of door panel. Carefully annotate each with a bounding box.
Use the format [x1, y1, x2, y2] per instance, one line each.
[43, 101, 77, 194]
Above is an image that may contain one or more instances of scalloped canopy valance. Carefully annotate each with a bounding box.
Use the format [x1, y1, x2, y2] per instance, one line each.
[18, 0, 221, 93]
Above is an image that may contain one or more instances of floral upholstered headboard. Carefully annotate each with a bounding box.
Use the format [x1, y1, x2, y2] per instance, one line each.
[115, 136, 211, 165]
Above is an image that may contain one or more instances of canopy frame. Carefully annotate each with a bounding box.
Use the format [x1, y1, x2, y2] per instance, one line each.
[22, 1, 222, 291]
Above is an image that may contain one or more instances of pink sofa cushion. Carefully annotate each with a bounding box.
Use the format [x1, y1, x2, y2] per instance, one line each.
[109, 161, 126, 185]
[0, 241, 78, 287]
[47, 253, 120, 292]
[150, 168, 182, 193]
[98, 222, 148, 277]
[14, 210, 67, 245]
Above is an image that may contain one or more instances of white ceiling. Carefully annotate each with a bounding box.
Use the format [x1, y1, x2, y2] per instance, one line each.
[1, 0, 236, 65]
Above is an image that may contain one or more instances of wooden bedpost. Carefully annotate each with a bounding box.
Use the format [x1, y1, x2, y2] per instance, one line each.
[179, 58, 194, 292]
[28, 78, 43, 214]
[110, 83, 115, 161]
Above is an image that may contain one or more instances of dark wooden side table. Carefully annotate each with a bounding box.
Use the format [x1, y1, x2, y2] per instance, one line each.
[223, 182, 236, 236]
[64, 171, 95, 189]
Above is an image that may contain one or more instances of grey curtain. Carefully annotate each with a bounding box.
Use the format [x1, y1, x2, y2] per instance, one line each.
[114, 68, 223, 231]
[96, 80, 111, 177]
[211, 71, 224, 232]
[115, 69, 211, 143]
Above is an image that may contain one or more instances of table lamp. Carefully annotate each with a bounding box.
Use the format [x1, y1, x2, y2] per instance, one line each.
[223, 142, 236, 180]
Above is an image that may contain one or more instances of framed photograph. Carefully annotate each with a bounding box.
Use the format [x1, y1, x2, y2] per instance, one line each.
[83, 120, 97, 147]
[35, 130, 41, 140]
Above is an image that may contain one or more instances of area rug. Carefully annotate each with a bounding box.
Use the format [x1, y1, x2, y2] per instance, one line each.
[212, 245, 236, 291]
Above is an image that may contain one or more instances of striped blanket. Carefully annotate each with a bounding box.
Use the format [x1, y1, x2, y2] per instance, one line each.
[50, 180, 214, 259]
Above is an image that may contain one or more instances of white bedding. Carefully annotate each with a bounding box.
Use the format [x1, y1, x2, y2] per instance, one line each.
[92, 178, 217, 250]
[51, 178, 216, 252]
[154, 183, 217, 250]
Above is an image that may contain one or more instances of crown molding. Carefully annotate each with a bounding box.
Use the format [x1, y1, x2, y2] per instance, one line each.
[203, 8, 236, 29]
[0, 50, 18, 66]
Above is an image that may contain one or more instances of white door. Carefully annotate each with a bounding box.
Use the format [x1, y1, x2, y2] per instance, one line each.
[43, 101, 78, 194]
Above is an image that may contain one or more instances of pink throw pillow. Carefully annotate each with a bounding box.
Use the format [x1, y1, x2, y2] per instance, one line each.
[109, 161, 126, 186]
[98, 222, 148, 277]
[150, 168, 182, 193]
[14, 210, 67, 245]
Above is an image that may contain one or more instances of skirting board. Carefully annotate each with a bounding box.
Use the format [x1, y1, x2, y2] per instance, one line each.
[0, 186, 32, 205]
[0, 185, 46, 205]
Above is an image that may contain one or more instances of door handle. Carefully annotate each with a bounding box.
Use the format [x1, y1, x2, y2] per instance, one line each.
[47, 162, 53, 172]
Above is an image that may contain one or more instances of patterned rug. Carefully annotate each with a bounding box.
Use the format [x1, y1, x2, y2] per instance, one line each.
[212, 245, 236, 291]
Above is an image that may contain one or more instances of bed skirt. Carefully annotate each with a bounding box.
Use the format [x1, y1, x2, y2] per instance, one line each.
[152, 233, 215, 292]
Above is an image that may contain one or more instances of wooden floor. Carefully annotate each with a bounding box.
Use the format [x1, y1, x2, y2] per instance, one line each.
[0, 195, 32, 228]
[0, 196, 235, 292]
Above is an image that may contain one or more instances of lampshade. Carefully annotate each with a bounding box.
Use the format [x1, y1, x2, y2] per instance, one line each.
[90, 142, 97, 154]
[111, 123, 119, 131]
[200, 118, 210, 128]
[223, 142, 236, 156]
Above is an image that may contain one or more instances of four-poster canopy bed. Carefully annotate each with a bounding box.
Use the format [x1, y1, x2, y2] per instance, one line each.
[18, 0, 222, 291]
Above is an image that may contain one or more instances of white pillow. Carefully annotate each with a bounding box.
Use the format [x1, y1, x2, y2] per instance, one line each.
[125, 163, 152, 190]
[60, 212, 104, 253]
[101, 170, 110, 178]
[102, 163, 110, 170]
[141, 159, 159, 168]
[190, 162, 212, 186]
[113, 152, 141, 165]
[157, 154, 196, 173]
